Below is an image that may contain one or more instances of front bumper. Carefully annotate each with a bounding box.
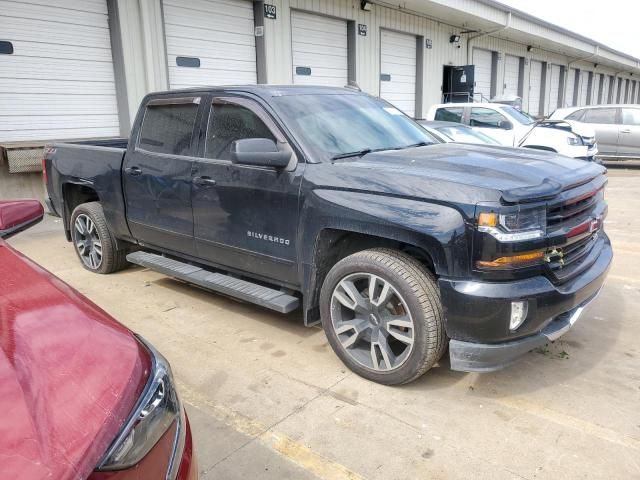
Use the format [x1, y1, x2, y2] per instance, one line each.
[439, 235, 612, 372]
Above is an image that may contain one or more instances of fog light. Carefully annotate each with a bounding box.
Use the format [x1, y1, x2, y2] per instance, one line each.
[510, 301, 528, 331]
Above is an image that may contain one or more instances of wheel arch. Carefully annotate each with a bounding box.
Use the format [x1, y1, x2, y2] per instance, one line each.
[62, 181, 100, 241]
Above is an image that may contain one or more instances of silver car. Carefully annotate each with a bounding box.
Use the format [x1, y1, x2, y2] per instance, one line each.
[550, 105, 640, 161]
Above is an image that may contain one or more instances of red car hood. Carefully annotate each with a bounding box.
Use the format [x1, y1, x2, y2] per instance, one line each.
[0, 241, 150, 480]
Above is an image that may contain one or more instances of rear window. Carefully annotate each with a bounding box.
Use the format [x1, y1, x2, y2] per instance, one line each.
[583, 108, 617, 125]
[434, 107, 464, 123]
[566, 109, 586, 121]
[138, 100, 199, 155]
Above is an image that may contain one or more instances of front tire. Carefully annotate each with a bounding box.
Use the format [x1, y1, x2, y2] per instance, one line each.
[320, 248, 446, 385]
[70, 202, 128, 274]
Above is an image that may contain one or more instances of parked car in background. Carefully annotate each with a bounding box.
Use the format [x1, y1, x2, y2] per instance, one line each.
[427, 103, 598, 160]
[418, 120, 501, 145]
[44, 86, 611, 385]
[0, 200, 197, 480]
[550, 105, 640, 161]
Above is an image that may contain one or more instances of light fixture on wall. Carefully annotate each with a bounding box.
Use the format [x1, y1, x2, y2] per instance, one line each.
[360, 0, 372, 11]
[527, 45, 533, 52]
[449, 34, 461, 43]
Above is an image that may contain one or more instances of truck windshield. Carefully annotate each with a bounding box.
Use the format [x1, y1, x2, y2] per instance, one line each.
[273, 93, 437, 161]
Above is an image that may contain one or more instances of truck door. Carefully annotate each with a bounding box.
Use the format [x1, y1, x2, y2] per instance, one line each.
[123, 96, 202, 255]
[191, 96, 303, 286]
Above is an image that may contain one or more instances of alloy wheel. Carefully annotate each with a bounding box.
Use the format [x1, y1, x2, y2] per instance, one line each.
[73, 214, 103, 270]
[330, 273, 415, 372]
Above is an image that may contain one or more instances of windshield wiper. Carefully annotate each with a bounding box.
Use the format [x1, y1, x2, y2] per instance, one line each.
[331, 148, 373, 160]
[398, 141, 433, 149]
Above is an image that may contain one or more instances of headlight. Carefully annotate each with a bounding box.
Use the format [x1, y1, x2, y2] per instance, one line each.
[478, 207, 546, 242]
[567, 135, 583, 146]
[97, 337, 181, 472]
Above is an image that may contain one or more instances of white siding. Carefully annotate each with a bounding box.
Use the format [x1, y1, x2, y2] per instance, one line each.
[503, 54, 520, 97]
[291, 10, 348, 87]
[0, 0, 119, 142]
[163, 0, 257, 89]
[528, 60, 543, 116]
[565, 68, 577, 107]
[380, 30, 416, 117]
[592, 73, 601, 104]
[547, 64, 561, 113]
[473, 48, 492, 101]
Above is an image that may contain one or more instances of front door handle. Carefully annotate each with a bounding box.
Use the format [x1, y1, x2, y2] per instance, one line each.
[621, 129, 632, 134]
[125, 166, 142, 176]
[193, 176, 217, 187]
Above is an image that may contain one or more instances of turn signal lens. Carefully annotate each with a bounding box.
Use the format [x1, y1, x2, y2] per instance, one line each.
[478, 212, 498, 228]
[476, 251, 544, 269]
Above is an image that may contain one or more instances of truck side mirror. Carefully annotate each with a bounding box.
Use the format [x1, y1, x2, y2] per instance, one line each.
[230, 138, 291, 169]
[0, 200, 44, 239]
[498, 120, 513, 130]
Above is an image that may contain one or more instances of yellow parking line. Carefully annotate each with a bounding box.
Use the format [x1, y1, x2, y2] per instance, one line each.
[177, 380, 366, 480]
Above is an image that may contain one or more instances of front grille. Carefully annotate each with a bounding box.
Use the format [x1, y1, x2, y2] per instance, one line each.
[546, 185, 605, 283]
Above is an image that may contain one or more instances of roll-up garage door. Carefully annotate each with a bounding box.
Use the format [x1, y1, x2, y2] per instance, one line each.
[548, 65, 561, 113]
[579, 71, 590, 106]
[593, 74, 601, 104]
[503, 55, 520, 97]
[163, 0, 257, 89]
[0, 0, 119, 142]
[380, 30, 417, 117]
[528, 60, 543, 117]
[291, 11, 348, 87]
[473, 48, 492, 101]
[565, 68, 577, 107]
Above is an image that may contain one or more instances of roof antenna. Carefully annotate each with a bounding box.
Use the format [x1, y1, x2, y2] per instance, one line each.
[345, 80, 361, 91]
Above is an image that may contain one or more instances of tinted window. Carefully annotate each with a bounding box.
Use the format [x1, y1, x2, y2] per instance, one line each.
[501, 106, 535, 125]
[469, 107, 508, 128]
[434, 107, 464, 122]
[584, 108, 617, 125]
[566, 109, 586, 121]
[206, 101, 275, 160]
[272, 94, 436, 161]
[138, 101, 199, 155]
[621, 108, 640, 126]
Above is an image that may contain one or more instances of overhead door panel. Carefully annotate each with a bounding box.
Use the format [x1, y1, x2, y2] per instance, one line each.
[291, 11, 348, 87]
[548, 64, 561, 113]
[0, 0, 119, 142]
[473, 48, 492, 101]
[579, 71, 590, 106]
[164, 0, 257, 88]
[528, 60, 543, 117]
[503, 55, 520, 97]
[380, 30, 417, 117]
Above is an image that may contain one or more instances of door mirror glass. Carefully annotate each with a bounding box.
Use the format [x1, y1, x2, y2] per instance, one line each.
[0, 200, 44, 239]
[231, 138, 291, 168]
[498, 120, 513, 130]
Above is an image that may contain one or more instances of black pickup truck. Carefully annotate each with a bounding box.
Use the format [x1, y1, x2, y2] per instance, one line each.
[44, 86, 612, 385]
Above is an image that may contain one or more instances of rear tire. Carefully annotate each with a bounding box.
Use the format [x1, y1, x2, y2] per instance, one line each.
[70, 202, 128, 274]
[320, 248, 447, 385]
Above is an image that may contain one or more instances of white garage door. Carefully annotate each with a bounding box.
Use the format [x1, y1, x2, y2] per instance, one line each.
[565, 68, 577, 107]
[163, 0, 257, 89]
[473, 48, 492, 101]
[548, 64, 561, 113]
[0, 0, 119, 142]
[503, 55, 520, 97]
[380, 30, 417, 117]
[528, 60, 543, 117]
[593, 73, 601, 104]
[579, 71, 590, 106]
[291, 11, 347, 87]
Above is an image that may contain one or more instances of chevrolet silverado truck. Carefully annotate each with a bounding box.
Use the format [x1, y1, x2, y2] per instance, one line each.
[44, 86, 612, 385]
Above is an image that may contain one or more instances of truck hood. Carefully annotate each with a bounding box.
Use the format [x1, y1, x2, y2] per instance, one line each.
[330, 143, 605, 203]
[0, 242, 150, 480]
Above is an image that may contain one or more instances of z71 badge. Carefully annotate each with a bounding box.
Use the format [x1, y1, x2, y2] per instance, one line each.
[247, 231, 290, 245]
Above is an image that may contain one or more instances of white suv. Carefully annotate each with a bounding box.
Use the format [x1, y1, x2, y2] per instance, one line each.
[426, 103, 598, 161]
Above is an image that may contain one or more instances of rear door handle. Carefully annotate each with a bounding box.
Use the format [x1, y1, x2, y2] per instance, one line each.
[621, 129, 632, 133]
[193, 176, 217, 187]
[125, 166, 142, 176]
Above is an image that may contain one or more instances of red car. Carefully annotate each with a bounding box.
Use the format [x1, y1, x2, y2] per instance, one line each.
[0, 200, 197, 480]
